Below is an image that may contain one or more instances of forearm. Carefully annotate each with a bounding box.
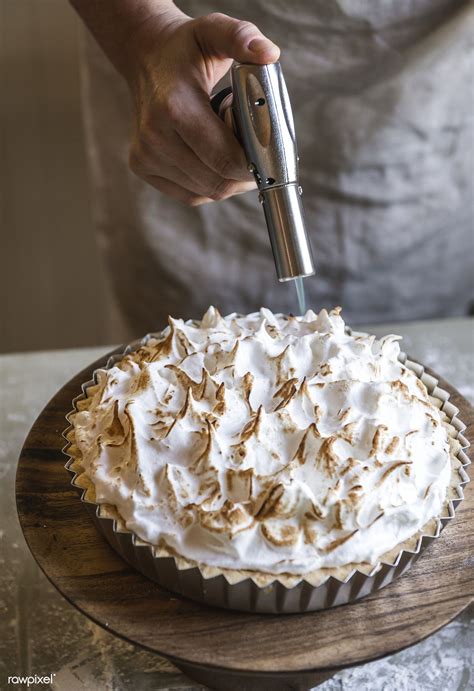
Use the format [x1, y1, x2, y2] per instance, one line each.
[69, 0, 188, 78]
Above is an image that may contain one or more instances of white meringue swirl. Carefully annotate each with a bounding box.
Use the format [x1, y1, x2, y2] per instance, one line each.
[72, 307, 452, 575]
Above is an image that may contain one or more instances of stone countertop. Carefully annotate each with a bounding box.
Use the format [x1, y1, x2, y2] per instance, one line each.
[1, 317, 473, 690]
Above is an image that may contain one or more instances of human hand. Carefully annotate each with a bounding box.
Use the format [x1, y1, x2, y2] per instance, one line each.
[125, 11, 280, 205]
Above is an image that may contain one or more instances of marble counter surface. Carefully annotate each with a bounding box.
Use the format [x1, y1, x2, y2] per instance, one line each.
[1, 317, 473, 690]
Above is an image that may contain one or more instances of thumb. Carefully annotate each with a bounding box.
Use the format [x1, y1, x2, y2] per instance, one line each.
[194, 12, 280, 64]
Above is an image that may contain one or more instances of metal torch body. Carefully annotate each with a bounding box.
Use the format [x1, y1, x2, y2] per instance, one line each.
[212, 62, 315, 282]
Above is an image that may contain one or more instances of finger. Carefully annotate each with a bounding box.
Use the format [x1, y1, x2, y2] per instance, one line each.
[131, 130, 256, 198]
[144, 174, 256, 205]
[145, 127, 250, 193]
[131, 142, 212, 196]
[147, 158, 256, 198]
[194, 13, 280, 64]
[176, 99, 253, 181]
[144, 175, 212, 206]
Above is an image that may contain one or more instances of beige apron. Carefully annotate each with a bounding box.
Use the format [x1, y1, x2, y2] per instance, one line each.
[80, 0, 474, 334]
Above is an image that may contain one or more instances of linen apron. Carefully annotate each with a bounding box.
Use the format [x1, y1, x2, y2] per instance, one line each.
[80, 0, 474, 334]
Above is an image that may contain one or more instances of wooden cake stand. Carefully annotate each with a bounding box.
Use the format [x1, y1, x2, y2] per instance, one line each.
[16, 353, 473, 690]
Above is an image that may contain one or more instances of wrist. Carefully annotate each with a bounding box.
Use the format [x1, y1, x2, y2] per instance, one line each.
[121, 6, 190, 83]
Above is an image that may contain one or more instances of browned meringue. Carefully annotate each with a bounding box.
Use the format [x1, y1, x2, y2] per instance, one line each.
[71, 307, 452, 575]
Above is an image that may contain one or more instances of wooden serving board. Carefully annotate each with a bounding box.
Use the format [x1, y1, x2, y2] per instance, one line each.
[16, 353, 473, 691]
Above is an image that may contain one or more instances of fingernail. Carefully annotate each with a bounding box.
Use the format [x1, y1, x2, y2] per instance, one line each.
[248, 37, 278, 55]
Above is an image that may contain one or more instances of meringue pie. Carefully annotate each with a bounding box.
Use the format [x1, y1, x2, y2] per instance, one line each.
[70, 307, 458, 580]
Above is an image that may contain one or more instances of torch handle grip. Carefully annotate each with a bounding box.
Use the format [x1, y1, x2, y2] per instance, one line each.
[210, 63, 315, 281]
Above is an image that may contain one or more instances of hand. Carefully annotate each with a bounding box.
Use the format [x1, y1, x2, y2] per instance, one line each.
[125, 11, 280, 206]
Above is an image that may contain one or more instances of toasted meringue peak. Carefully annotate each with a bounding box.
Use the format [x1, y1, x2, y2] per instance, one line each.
[73, 307, 452, 575]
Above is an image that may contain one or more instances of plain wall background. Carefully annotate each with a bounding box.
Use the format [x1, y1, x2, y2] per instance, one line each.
[1, 0, 126, 353]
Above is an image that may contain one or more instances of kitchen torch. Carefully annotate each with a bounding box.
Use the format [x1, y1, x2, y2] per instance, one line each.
[211, 61, 315, 283]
